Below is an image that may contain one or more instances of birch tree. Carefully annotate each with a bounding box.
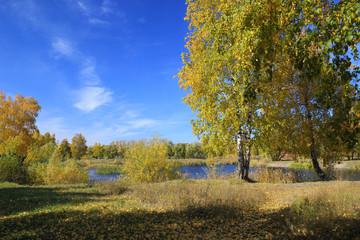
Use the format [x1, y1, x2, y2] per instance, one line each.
[178, 0, 286, 180]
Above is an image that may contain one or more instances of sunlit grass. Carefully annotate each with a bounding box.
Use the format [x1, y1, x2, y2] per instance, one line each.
[1, 180, 359, 239]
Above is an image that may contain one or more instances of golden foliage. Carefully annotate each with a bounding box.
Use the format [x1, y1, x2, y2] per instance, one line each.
[0, 91, 41, 157]
[123, 137, 180, 182]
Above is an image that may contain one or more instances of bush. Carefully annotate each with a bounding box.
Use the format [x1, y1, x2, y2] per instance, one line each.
[0, 155, 27, 184]
[27, 162, 47, 184]
[123, 137, 181, 182]
[44, 159, 89, 184]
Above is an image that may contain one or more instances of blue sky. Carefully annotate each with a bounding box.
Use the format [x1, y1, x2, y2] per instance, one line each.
[0, 0, 197, 145]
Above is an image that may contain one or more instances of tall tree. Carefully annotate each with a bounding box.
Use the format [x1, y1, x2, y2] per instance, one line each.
[58, 139, 71, 160]
[0, 91, 41, 157]
[264, 0, 360, 180]
[178, 0, 286, 180]
[70, 133, 87, 160]
[92, 142, 104, 159]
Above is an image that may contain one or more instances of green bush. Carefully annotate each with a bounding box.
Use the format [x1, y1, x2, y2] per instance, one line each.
[123, 137, 181, 182]
[0, 155, 27, 183]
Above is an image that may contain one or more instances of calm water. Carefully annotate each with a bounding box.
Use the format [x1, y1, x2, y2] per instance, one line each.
[88, 165, 360, 182]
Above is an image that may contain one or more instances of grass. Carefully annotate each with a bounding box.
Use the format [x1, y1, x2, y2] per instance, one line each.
[1, 180, 359, 239]
[289, 162, 313, 170]
[95, 167, 122, 175]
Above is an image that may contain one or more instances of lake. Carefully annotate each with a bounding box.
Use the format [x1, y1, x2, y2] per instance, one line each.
[87, 164, 360, 182]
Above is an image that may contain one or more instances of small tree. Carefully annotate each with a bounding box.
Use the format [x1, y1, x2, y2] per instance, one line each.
[70, 133, 87, 160]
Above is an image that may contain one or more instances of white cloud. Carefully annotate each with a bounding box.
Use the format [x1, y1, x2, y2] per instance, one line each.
[52, 38, 74, 58]
[89, 18, 109, 25]
[74, 86, 113, 112]
[77, 1, 90, 16]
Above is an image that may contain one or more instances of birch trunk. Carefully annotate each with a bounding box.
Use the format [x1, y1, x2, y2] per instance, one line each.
[237, 128, 246, 179]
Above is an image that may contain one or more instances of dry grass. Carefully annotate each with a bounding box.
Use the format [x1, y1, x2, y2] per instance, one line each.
[128, 180, 265, 217]
[251, 168, 300, 183]
[284, 182, 360, 238]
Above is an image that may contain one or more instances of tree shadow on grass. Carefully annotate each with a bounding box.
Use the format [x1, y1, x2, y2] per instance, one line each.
[0, 207, 291, 240]
[0, 186, 103, 217]
[1, 203, 359, 239]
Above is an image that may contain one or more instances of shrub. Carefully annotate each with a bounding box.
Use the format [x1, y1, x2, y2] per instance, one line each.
[27, 162, 47, 184]
[44, 159, 89, 184]
[0, 155, 27, 183]
[122, 137, 181, 182]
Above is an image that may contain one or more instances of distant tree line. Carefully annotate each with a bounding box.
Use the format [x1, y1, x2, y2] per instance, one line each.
[86, 140, 211, 160]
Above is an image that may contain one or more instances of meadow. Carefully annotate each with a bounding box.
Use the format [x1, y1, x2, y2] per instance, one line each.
[1, 180, 359, 239]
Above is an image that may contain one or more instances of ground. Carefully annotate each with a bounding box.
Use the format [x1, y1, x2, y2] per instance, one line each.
[1, 180, 359, 239]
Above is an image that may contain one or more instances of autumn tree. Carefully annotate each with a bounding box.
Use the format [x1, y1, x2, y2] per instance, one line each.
[92, 142, 104, 159]
[103, 144, 118, 159]
[0, 91, 41, 157]
[261, 0, 360, 180]
[58, 139, 71, 160]
[178, 0, 286, 180]
[70, 133, 87, 160]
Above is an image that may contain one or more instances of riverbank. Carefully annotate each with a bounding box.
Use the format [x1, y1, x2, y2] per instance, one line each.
[1, 180, 359, 239]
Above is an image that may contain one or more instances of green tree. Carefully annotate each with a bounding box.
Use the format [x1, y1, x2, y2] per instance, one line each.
[186, 142, 206, 159]
[70, 133, 87, 160]
[174, 143, 187, 159]
[166, 141, 175, 158]
[103, 144, 118, 159]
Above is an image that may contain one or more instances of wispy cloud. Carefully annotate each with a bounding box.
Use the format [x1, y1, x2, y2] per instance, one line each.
[127, 119, 157, 129]
[73, 0, 124, 26]
[50, 36, 111, 112]
[79, 61, 101, 85]
[89, 18, 109, 25]
[101, 0, 113, 14]
[76, 1, 91, 16]
[52, 37, 74, 58]
[74, 87, 113, 112]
